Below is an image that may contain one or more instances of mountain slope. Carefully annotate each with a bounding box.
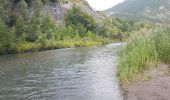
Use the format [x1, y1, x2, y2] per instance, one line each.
[106, 0, 170, 23]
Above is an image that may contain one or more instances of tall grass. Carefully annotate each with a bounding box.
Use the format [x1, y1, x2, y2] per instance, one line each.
[43, 39, 101, 49]
[14, 41, 41, 53]
[155, 30, 170, 63]
[1, 37, 111, 54]
[118, 29, 170, 85]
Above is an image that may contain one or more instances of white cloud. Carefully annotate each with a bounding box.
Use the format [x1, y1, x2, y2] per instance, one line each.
[85, 0, 124, 11]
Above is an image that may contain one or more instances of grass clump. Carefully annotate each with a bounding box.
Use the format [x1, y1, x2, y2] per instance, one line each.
[155, 30, 170, 63]
[118, 29, 170, 86]
[14, 41, 40, 53]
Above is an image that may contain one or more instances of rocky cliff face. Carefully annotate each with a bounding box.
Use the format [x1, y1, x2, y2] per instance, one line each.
[42, 0, 105, 27]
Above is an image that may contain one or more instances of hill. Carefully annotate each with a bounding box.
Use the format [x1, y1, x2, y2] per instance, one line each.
[106, 0, 170, 23]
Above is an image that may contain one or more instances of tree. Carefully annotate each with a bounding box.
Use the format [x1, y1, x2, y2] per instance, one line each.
[25, 0, 43, 42]
[14, 14, 30, 40]
[41, 15, 56, 40]
[0, 0, 9, 16]
[33, 0, 42, 15]
[17, 0, 29, 20]
[65, 6, 97, 35]
[0, 0, 11, 24]
[26, 15, 42, 42]
[0, 19, 14, 52]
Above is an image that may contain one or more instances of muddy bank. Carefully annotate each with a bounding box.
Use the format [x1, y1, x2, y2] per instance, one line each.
[124, 64, 170, 100]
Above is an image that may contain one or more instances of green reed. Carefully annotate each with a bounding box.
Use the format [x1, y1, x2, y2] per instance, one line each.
[118, 29, 170, 85]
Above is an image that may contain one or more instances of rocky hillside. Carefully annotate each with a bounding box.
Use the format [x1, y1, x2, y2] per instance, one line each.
[1, 0, 104, 27]
[0, 0, 113, 54]
[43, 0, 105, 27]
[106, 0, 170, 23]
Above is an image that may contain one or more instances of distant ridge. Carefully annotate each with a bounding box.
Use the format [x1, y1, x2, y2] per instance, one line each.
[105, 0, 170, 23]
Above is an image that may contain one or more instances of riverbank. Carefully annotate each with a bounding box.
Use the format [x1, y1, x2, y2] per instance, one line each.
[118, 29, 170, 85]
[0, 38, 114, 55]
[124, 63, 170, 100]
[117, 29, 170, 99]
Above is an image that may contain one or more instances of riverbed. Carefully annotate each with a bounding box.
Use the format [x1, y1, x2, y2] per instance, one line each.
[0, 43, 123, 100]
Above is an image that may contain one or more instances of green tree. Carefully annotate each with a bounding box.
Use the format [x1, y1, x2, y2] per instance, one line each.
[26, 15, 42, 42]
[25, 0, 43, 42]
[17, 0, 29, 20]
[0, 0, 10, 16]
[0, 19, 14, 53]
[33, 0, 42, 15]
[14, 15, 27, 39]
[41, 15, 56, 40]
[65, 6, 97, 35]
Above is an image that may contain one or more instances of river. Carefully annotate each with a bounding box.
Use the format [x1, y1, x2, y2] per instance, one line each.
[0, 43, 123, 100]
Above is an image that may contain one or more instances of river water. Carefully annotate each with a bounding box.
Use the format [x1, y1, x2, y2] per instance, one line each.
[0, 43, 123, 100]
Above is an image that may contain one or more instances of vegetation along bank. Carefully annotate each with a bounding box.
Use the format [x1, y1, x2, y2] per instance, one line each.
[118, 28, 170, 89]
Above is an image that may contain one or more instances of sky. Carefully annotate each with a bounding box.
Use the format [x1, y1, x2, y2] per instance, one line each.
[85, 0, 125, 11]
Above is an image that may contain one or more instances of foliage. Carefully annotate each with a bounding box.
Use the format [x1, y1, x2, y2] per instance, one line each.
[118, 29, 170, 86]
[0, 0, 114, 54]
[154, 30, 170, 63]
[0, 0, 150, 54]
[0, 19, 15, 54]
[65, 6, 97, 36]
[101, 17, 152, 40]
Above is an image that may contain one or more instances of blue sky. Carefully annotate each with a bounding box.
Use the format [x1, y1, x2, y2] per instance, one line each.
[86, 0, 124, 11]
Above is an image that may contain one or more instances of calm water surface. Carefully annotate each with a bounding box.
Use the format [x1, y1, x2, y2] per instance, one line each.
[0, 43, 123, 100]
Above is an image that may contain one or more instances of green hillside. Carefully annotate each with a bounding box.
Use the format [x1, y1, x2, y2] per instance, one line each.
[106, 0, 170, 23]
